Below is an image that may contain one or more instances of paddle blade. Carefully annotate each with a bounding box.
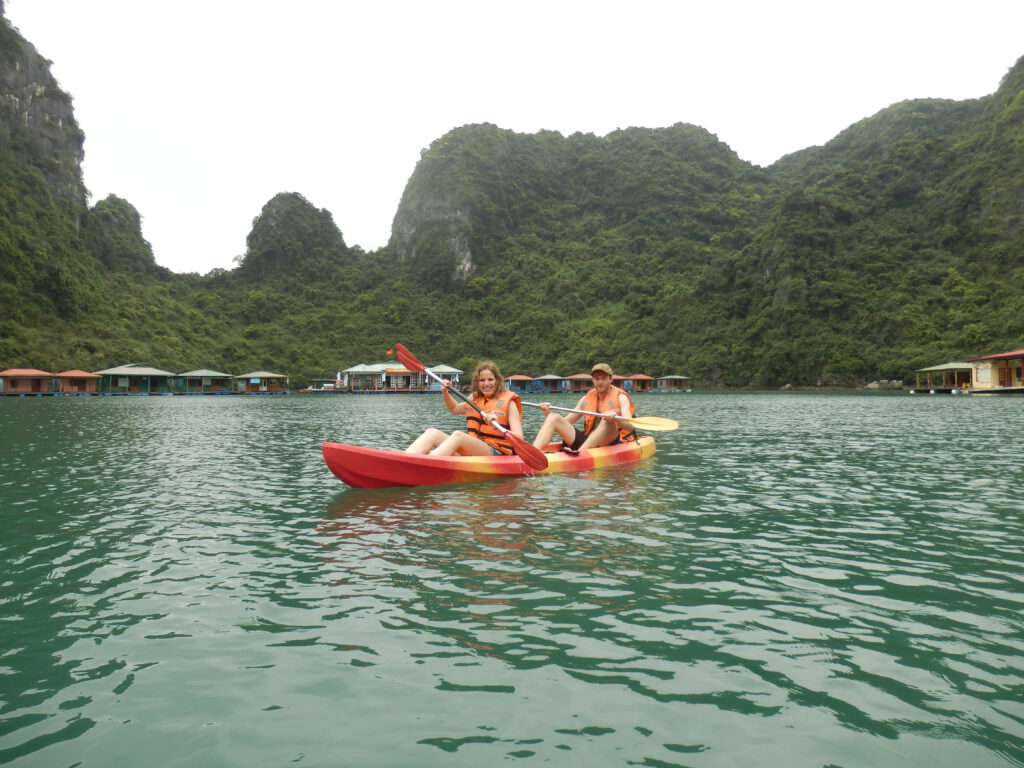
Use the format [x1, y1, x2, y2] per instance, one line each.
[628, 416, 679, 432]
[394, 343, 424, 373]
[506, 432, 549, 471]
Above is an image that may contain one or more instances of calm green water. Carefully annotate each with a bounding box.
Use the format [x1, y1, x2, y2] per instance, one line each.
[0, 392, 1021, 767]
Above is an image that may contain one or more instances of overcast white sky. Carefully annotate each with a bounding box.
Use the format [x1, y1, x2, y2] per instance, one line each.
[6, 1, 1023, 274]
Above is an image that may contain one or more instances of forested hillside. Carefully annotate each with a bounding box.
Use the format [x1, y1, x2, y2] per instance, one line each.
[1, 10, 1021, 387]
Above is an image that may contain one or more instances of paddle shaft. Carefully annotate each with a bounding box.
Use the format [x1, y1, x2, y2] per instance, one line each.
[523, 401, 629, 422]
[522, 401, 678, 431]
[421, 367, 486, 417]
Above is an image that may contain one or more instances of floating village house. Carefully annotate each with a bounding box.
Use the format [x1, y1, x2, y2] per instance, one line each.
[911, 362, 975, 394]
[911, 347, 1024, 395]
[339, 362, 462, 392]
[535, 374, 569, 393]
[622, 374, 655, 392]
[340, 363, 412, 392]
[54, 370, 102, 394]
[426, 365, 463, 390]
[505, 374, 535, 394]
[967, 348, 1024, 394]
[383, 364, 417, 392]
[304, 377, 343, 392]
[656, 375, 692, 392]
[0, 368, 55, 394]
[340, 364, 382, 391]
[504, 374, 571, 394]
[94, 364, 176, 395]
[176, 369, 235, 394]
[565, 373, 593, 393]
[234, 371, 289, 394]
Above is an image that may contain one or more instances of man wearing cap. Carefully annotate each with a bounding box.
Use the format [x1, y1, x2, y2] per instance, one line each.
[531, 363, 636, 453]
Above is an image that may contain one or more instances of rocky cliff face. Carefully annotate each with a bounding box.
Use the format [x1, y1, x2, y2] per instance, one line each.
[390, 189, 474, 280]
[389, 132, 480, 286]
[388, 124, 575, 288]
[0, 12, 87, 212]
[387, 122, 772, 289]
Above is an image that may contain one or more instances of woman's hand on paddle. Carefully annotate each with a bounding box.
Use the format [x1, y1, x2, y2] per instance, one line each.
[538, 402, 552, 416]
[441, 380, 462, 414]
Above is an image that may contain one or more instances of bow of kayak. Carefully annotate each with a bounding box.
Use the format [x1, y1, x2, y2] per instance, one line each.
[322, 435, 656, 488]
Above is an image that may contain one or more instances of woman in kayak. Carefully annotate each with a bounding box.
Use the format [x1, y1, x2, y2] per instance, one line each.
[406, 360, 524, 457]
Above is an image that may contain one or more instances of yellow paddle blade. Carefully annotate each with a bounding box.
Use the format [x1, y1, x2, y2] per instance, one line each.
[627, 416, 678, 431]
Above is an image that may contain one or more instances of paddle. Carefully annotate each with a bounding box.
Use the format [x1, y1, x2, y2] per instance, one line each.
[394, 344, 549, 471]
[522, 401, 679, 431]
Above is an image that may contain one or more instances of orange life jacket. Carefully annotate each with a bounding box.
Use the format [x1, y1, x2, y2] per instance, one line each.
[582, 385, 636, 441]
[466, 391, 522, 454]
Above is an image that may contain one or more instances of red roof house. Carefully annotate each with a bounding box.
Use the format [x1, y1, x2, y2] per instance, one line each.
[0, 369, 54, 395]
[54, 370, 102, 394]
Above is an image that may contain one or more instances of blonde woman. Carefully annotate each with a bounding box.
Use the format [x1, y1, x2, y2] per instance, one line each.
[406, 360, 524, 457]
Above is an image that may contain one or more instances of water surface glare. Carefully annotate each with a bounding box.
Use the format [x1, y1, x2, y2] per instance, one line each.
[1, 393, 1022, 766]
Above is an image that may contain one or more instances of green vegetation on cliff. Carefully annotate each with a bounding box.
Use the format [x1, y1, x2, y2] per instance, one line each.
[1, 10, 1022, 387]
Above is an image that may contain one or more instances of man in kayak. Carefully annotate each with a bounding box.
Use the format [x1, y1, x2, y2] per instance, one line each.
[531, 363, 636, 453]
[406, 360, 525, 457]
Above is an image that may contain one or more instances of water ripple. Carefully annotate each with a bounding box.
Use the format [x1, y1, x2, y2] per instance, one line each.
[1, 393, 1023, 766]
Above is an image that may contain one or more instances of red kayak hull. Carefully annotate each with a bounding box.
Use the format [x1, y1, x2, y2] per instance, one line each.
[322, 435, 656, 488]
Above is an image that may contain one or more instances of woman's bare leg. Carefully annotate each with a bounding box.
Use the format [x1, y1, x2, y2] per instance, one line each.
[406, 427, 449, 454]
[432, 430, 494, 457]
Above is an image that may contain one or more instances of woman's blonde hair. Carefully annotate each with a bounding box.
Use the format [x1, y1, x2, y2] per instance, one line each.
[470, 360, 507, 399]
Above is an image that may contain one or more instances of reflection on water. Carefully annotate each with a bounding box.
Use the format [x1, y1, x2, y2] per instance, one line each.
[1, 393, 1022, 766]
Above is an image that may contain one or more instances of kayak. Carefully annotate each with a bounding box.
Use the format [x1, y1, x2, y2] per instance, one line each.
[322, 435, 656, 488]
